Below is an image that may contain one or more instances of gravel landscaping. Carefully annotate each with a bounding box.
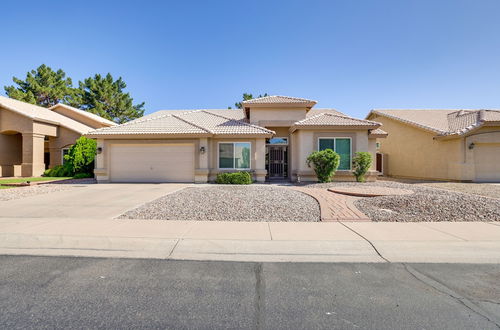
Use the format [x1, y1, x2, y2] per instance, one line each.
[0, 178, 96, 201]
[418, 182, 500, 200]
[119, 185, 321, 222]
[302, 181, 500, 222]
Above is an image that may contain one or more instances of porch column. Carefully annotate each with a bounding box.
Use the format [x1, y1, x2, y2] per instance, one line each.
[21, 133, 45, 177]
[195, 138, 209, 183]
[254, 138, 267, 182]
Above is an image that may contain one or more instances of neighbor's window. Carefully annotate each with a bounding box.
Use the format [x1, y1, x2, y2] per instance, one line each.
[219, 142, 251, 169]
[318, 138, 351, 170]
[62, 148, 70, 165]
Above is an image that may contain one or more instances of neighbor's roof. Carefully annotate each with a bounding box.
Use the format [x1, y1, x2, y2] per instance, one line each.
[0, 96, 94, 134]
[49, 103, 117, 126]
[290, 112, 381, 132]
[368, 109, 500, 136]
[242, 95, 317, 106]
[86, 109, 275, 137]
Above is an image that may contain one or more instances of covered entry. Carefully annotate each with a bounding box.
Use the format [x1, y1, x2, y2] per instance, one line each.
[109, 144, 195, 183]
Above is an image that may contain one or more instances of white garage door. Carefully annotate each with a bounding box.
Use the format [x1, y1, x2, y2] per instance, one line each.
[110, 144, 195, 183]
[474, 144, 500, 182]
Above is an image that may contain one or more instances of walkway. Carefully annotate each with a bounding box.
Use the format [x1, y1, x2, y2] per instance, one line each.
[1, 218, 499, 263]
[292, 187, 370, 221]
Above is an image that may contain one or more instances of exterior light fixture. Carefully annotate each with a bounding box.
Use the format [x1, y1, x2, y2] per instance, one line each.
[200, 146, 206, 154]
[468, 143, 475, 150]
[97, 147, 103, 154]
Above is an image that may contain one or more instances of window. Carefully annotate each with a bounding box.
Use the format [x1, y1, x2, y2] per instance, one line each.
[376, 142, 381, 150]
[318, 138, 352, 170]
[62, 148, 70, 165]
[219, 142, 251, 169]
[266, 137, 288, 145]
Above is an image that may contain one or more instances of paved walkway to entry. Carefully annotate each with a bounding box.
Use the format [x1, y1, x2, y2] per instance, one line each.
[291, 187, 370, 221]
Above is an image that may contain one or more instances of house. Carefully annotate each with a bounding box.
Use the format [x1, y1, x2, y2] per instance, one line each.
[0, 96, 116, 177]
[366, 109, 500, 182]
[86, 95, 386, 183]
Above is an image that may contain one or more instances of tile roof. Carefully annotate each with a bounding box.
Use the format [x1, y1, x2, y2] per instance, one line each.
[87, 110, 275, 136]
[369, 109, 500, 136]
[242, 95, 317, 105]
[292, 112, 380, 130]
[369, 128, 388, 136]
[0, 96, 94, 134]
[49, 103, 117, 126]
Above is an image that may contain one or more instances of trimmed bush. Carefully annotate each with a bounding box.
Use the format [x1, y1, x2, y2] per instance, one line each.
[43, 165, 72, 177]
[64, 136, 97, 175]
[352, 152, 372, 182]
[216, 171, 252, 184]
[73, 173, 94, 179]
[306, 149, 340, 183]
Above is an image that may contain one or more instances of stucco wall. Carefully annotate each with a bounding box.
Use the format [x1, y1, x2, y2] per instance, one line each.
[372, 116, 462, 180]
[249, 107, 307, 125]
[0, 133, 22, 165]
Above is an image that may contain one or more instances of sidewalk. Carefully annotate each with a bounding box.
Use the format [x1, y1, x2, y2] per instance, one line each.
[0, 218, 499, 263]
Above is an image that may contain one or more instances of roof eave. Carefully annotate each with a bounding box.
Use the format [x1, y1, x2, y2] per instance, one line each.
[290, 124, 380, 133]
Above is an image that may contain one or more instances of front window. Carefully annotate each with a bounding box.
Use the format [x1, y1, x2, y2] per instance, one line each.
[318, 138, 351, 170]
[219, 142, 251, 169]
[266, 137, 288, 145]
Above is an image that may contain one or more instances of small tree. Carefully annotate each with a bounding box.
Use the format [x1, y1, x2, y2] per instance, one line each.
[306, 149, 340, 183]
[64, 137, 97, 175]
[352, 152, 372, 182]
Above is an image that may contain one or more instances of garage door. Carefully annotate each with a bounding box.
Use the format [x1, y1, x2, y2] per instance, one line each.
[474, 144, 500, 182]
[110, 144, 195, 183]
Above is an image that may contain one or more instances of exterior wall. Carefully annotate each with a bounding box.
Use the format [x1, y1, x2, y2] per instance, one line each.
[48, 127, 82, 168]
[94, 137, 268, 183]
[249, 107, 308, 126]
[291, 129, 377, 182]
[371, 116, 463, 180]
[463, 127, 500, 182]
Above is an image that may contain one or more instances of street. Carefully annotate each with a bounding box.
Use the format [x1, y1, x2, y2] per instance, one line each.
[0, 256, 499, 329]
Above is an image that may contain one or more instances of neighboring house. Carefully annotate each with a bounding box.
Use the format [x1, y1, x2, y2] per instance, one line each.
[366, 109, 500, 182]
[0, 96, 116, 177]
[87, 95, 386, 183]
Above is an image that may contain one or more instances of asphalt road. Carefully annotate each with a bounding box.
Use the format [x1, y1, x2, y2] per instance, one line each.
[0, 256, 499, 329]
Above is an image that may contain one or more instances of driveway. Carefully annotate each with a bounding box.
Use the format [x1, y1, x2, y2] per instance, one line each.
[0, 183, 189, 219]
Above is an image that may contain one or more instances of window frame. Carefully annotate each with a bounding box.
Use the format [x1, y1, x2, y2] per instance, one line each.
[61, 148, 70, 165]
[266, 137, 288, 145]
[217, 142, 252, 170]
[317, 137, 353, 171]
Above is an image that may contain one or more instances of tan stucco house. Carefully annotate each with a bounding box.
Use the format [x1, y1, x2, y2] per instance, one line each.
[87, 95, 386, 183]
[0, 96, 116, 177]
[367, 109, 500, 182]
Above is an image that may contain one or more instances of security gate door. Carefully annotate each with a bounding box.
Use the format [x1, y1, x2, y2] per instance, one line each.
[267, 145, 288, 178]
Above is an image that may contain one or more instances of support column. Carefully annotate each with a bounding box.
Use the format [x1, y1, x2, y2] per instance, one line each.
[195, 138, 209, 183]
[21, 133, 46, 177]
[94, 139, 109, 183]
[254, 138, 267, 182]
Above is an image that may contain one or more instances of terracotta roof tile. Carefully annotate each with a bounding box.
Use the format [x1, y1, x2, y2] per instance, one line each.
[293, 112, 380, 127]
[242, 95, 317, 105]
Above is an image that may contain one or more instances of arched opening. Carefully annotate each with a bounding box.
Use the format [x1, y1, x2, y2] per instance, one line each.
[0, 130, 23, 177]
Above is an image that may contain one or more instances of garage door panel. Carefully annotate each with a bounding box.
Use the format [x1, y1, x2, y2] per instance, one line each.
[474, 144, 500, 182]
[110, 144, 194, 183]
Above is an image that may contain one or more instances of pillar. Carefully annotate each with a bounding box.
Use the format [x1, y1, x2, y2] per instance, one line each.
[21, 133, 46, 177]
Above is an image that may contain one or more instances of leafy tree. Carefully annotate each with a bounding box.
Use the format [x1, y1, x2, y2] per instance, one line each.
[75, 73, 145, 124]
[64, 136, 97, 175]
[306, 149, 340, 183]
[352, 152, 372, 182]
[230, 92, 269, 109]
[4, 64, 75, 107]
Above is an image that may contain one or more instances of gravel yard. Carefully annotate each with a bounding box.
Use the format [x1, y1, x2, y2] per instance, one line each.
[302, 181, 500, 222]
[119, 185, 321, 222]
[0, 179, 96, 201]
[418, 182, 500, 200]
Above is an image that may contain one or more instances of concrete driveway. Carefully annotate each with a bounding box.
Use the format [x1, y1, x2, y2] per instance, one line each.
[0, 183, 189, 219]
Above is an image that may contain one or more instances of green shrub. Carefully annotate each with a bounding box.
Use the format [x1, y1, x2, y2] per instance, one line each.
[73, 173, 93, 179]
[216, 171, 252, 184]
[43, 165, 72, 177]
[352, 152, 372, 182]
[306, 149, 340, 183]
[64, 136, 97, 175]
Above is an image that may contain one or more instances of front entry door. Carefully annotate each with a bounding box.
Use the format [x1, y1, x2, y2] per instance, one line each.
[267, 145, 288, 179]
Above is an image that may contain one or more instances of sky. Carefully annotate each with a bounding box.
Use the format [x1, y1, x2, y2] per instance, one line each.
[1, 0, 500, 118]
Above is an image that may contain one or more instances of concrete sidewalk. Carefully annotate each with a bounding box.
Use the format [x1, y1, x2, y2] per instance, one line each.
[1, 218, 499, 263]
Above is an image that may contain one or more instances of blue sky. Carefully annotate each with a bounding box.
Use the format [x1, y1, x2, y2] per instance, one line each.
[1, 0, 499, 118]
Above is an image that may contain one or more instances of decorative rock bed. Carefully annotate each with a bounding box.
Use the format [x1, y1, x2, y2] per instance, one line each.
[327, 186, 414, 197]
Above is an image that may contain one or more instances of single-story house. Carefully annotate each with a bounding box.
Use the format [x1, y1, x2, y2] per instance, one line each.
[86, 95, 387, 183]
[0, 96, 116, 177]
[366, 109, 500, 182]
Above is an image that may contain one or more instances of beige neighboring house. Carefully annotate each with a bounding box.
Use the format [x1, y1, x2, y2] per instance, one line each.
[86, 95, 386, 183]
[0, 96, 116, 177]
[366, 109, 500, 182]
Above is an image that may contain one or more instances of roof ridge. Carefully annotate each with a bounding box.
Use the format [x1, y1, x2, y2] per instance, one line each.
[172, 113, 214, 134]
[294, 112, 325, 124]
[199, 110, 275, 134]
[295, 112, 380, 126]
